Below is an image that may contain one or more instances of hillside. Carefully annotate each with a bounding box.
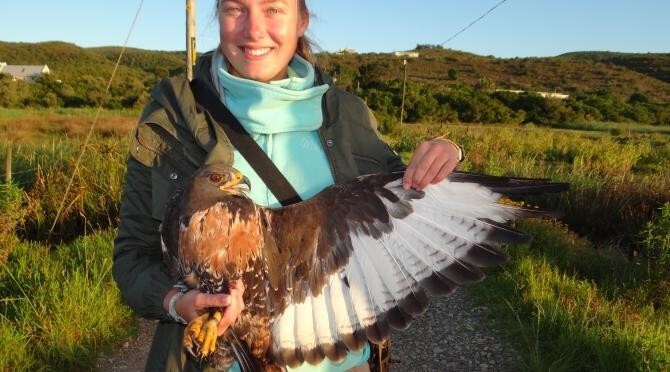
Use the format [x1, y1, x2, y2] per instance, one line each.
[0, 41, 167, 108]
[88, 46, 186, 76]
[1, 41, 668, 125]
[559, 51, 670, 84]
[0, 41, 147, 84]
[2, 41, 668, 102]
[316, 47, 670, 103]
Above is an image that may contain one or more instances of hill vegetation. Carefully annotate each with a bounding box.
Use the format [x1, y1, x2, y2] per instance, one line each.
[0, 41, 669, 130]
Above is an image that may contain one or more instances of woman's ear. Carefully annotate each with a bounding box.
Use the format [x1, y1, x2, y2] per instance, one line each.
[297, 13, 309, 36]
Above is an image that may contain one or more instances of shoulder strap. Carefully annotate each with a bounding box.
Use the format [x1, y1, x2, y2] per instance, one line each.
[189, 79, 302, 206]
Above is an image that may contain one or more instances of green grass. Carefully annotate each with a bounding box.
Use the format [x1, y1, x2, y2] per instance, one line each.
[0, 229, 135, 371]
[549, 121, 670, 135]
[0, 137, 128, 242]
[0, 107, 140, 119]
[471, 219, 669, 371]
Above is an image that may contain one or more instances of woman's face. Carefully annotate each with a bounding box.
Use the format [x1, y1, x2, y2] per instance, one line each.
[218, 0, 308, 82]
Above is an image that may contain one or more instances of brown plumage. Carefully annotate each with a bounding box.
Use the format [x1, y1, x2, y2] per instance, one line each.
[161, 163, 568, 371]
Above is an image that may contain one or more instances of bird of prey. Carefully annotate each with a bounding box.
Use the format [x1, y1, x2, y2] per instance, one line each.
[160, 163, 568, 371]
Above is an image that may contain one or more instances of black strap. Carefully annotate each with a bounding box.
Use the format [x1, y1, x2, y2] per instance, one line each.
[190, 79, 303, 206]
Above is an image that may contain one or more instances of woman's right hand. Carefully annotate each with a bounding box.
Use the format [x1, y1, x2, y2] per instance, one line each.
[164, 279, 246, 336]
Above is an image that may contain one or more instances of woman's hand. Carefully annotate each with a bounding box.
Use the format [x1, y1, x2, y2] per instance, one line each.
[403, 138, 462, 191]
[164, 279, 246, 336]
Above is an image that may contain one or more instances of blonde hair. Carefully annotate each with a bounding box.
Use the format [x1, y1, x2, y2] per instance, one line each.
[216, 0, 315, 63]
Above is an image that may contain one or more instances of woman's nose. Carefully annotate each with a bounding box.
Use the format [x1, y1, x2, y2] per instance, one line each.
[244, 9, 265, 40]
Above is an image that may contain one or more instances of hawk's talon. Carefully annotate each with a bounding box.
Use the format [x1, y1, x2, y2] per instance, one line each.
[182, 311, 223, 359]
[200, 311, 222, 357]
[183, 312, 209, 357]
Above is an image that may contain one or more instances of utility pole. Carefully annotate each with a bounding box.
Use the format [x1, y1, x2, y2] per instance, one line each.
[186, 0, 197, 81]
[399, 59, 408, 126]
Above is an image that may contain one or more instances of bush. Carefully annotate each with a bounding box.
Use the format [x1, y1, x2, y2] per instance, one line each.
[638, 203, 670, 286]
[0, 182, 25, 263]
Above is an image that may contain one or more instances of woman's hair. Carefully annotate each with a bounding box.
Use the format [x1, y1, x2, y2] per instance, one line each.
[216, 0, 315, 63]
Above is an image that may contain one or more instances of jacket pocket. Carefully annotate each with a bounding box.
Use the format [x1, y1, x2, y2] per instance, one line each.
[132, 123, 198, 221]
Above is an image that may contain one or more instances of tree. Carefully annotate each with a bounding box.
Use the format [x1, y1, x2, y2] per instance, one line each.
[448, 68, 458, 80]
[358, 62, 389, 89]
[332, 63, 358, 92]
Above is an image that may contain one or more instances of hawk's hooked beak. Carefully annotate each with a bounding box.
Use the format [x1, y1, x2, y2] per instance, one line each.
[221, 171, 251, 193]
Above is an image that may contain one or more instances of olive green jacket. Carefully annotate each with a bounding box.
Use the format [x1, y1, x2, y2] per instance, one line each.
[112, 52, 405, 371]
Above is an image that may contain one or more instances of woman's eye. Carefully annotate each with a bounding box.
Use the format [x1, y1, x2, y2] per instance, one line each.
[266, 7, 282, 15]
[222, 6, 243, 15]
[209, 174, 223, 183]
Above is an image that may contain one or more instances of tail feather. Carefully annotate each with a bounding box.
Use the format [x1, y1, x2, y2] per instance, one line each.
[226, 328, 259, 372]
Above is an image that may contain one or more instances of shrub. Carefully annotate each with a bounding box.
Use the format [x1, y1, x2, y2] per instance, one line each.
[0, 182, 25, 263]
[638, 203, 670, 288]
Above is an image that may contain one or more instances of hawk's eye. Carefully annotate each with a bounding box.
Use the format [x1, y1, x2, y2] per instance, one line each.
[209, 173, 223, 183]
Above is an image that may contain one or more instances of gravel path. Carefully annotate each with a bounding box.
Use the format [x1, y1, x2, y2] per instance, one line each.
[96, 317, 155, 372]
[390, 288, 520, 372]
[97, 288, 519, 371]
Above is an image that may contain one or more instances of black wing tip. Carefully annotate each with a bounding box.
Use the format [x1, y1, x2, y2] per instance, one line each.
[448, 172, 570, 195]
[460, 243, 511, 267]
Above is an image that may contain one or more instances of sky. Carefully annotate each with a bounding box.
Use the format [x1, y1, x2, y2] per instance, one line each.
[0, 0, 668, 58]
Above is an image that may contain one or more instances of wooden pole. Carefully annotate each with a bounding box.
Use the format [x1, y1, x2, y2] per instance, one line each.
[400, 59, 407, 126]
[186, 0, 197, 81]
[5, 143, 11, 183]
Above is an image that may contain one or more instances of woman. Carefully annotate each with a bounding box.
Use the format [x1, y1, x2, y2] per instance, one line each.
[113, 0, 463, 370]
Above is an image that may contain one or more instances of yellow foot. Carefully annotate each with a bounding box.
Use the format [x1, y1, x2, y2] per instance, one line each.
[183, 311, 222, 358]
[198, 311, 222, 357]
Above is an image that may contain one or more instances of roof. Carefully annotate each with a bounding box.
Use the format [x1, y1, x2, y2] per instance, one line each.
[0, 64, 49, 78]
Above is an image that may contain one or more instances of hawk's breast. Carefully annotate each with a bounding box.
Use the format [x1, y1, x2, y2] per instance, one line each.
[178, 199, 265, 286]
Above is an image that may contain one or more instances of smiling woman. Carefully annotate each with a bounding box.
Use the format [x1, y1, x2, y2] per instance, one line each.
[217, 0, 313, 82]
[112, 0, 463, 371]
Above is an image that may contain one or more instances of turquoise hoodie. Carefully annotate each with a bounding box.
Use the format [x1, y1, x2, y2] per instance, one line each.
[214, 52, 334, 208]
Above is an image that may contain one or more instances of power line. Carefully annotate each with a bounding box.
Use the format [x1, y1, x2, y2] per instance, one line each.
[440, 0, 510, 46]
[50, 0, 145, 235]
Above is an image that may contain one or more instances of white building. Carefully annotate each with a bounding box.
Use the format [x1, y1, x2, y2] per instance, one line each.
[0, 63, 51, 82]
[394, 51, 420, 58]
[336, 48, 357, 54]
[495, 89, 570, 100]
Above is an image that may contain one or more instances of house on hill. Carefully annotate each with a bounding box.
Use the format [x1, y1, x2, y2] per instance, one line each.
[0, 62, 50, 82]
[495, 89, 570, 100]
[336, 48, 357, 54]
[394, 51, 420, 58]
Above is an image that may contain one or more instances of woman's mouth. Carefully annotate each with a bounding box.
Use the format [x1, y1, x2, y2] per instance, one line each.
[243, 47, 272, 57]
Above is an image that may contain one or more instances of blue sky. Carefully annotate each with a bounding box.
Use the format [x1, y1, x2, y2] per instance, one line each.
[1, 0, 668, 58]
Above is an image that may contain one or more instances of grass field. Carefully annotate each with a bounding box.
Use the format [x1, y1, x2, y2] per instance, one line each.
[0, 108, 668, 370]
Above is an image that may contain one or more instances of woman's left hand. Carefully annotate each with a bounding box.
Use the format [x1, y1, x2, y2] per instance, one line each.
[403, 138, 461, 191]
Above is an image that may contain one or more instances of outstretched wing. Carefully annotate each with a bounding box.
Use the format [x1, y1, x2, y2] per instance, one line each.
[263, 172, 567, 367]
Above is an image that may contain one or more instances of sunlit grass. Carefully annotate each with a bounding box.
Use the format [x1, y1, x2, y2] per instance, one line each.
[550, 121, 670, 135]
[0, 230, 135, 370]
[0, 136, 128, 242]
[0, 108, 137, 145]
[471, 220, 669, 371]
[0, 107, 140, 119]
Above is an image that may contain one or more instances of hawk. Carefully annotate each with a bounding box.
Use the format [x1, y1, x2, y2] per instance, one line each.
[160, 163, 568, 371]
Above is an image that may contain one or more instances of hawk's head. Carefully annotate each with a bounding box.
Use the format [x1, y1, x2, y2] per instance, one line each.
[191, 163, 251, 200]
